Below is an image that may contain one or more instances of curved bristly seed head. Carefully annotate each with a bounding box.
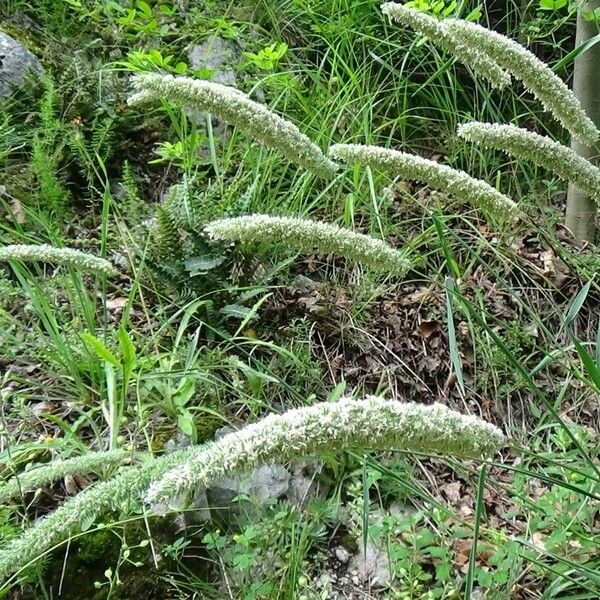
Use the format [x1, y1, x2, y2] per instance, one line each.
[127, 73, 339, 177]
[329, 143, 517, 220]
[0, 244, 117, 276]
[380, 3, 511, 89]
[458, 122, 600, 202]
[205, 214, 412, 276]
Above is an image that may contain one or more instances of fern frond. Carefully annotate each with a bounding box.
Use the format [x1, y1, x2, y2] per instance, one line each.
[154, 205, 185, 262]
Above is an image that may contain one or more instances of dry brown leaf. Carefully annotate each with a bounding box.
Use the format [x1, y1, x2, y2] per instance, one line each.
[106, 297, 128, 310]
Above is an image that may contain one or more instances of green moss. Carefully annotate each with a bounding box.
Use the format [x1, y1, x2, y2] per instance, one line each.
[0, 25, 47, 63]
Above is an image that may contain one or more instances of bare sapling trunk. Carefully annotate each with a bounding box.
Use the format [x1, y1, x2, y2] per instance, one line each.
[566, 1, 600, 242]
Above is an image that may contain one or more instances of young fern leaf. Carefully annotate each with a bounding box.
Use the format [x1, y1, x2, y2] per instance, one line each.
[0, 244, 117, 276]
[458, 122, 600, 202]
[205, 214, 411, 276]
[0, 397, 504, 581]
[329, 144, 517, 220]
[147, 396, 505, 505]
[0, 449, 133, 503]
[443, 19, 600, 145]
[128, 73, 338, 177]
[380, 3, 511, 89]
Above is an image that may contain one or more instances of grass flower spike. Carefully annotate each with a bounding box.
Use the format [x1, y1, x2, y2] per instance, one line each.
[128, 73, 338, 177]
[329, 143, 517, 220]
[0, 397, 504, 581]
[147, 396, 505, 505]
[458, 122, 600, 202]
[0, 244, 117, 275]
[443, 19, 600, 145]
[206, 214, 411, 275]
[381, 3, 511, 89]
[0, 450, 132, 503]
[0, 448, 193, 581]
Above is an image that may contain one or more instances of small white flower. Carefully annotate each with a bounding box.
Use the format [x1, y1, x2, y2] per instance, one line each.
[329, 143, 517, 220]
[0, 244, 117, 276]
[380, 3, 511, 89]
[128, 73, 338, 177]
[206, 214, 412, 275]
[458, 122, 600, 201]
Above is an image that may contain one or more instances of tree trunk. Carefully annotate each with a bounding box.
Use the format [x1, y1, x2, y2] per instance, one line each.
[565, 1, 600, 242]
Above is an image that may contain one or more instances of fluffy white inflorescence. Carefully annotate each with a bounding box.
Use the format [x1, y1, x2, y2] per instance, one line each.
[147, 396, 505, 505]
[329, 143, 517, 220]
[206, 214, 411, 276]
[0, 397, 504, 581]
[458, 122, 600, 202]
[443, 19, 600, 146]
[0, 244, 117, 276]
[0, 449, 132, 503]
[0, 447, 195, 581]
[380, 3, 511, 89]
[128, 73, 338, 177]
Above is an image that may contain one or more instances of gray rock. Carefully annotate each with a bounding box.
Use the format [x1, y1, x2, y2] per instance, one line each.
[184, 488, 211, 525]
[349, 540, 391, 587]
[163, 432, 192, 453]
[206, 474, 253, 526]
[213, 425, 235, 441]
[334, 546, 351, 564]
[188, 36, 240, 88]
[286, 462, 324, 507]
[250, 464, 290, 501]
[187, 36, 242, 142]
[0, 32, 44, 99]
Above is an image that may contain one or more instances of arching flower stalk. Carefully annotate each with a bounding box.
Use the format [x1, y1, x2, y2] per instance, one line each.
[0, 397, 504, 581]
[0, 244, 117, 276]
[443, 19, 600, 146]
[0, 449, 133, 504]
[458, 122, 600, 202]
[205, 214, 411, 276]
[0, 448, 193, 581]
[380, 4, 600, 145]
[380, 3, 511, 89]
[329, 143, 517, 220]
[128, 73, 338, 177]
[147, 396, 505, 505]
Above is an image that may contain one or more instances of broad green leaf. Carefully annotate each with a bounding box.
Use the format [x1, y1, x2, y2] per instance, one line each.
[81, 332, 121, 368]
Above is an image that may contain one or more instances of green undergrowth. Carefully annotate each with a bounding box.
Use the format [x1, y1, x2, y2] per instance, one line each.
[1, 0, 599, 598]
